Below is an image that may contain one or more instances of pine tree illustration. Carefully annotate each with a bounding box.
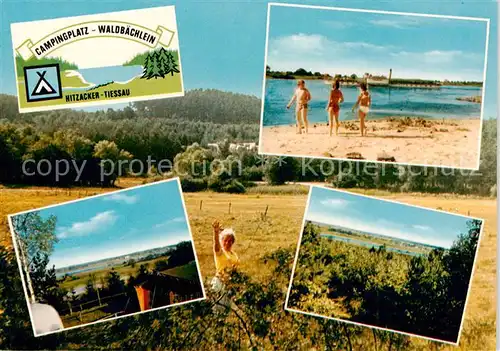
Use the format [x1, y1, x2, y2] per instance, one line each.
[145, 52, 163, 79]
[156, 48, 168, 78]
[164, 52, 180, 76]
[157, 47, 169, 77]
[141, 52, 153, 79]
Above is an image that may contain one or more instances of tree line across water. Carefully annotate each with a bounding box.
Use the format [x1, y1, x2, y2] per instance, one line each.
[266, 66, 483, 86]
[0, 91, 496, 196]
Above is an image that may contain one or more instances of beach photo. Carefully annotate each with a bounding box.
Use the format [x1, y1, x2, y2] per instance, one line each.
[286, 186, 484, 345]
[260, 4, 489, 169]
[8, 178, 204, 336]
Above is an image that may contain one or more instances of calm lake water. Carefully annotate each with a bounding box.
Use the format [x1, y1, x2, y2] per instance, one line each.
[321, 233, 424, 257]
[66, 65, 143, 89]
[263, 79, 482, 126]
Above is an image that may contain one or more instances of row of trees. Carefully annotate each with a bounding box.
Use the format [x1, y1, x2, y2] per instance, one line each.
[1, 120, 496, 195]
[266, 66, 334, 80]
[266, 66, 392, 82]
[163, 136, 497, 196]
[1, 90, 261, 125]
[265, 66, 483, 86]
[289, 221, 481, 343]
[0, 92, 496, 195]
[0, 125, 130, 185]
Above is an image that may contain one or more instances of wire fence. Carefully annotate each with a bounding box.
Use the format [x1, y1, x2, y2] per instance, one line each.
[60, 292, 128, 317]
[61, 288, 204, 326]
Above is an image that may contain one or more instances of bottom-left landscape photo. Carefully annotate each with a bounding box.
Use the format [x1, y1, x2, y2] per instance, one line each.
[7, 178, 205, 337]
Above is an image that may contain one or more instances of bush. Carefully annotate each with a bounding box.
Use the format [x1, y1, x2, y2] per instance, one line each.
[242, 166, 264, 182]
[180, 176, 208, 192]
[221, 180, 246, 194]
[332, 173, 358, 188]
[264, 157, 300, 185]
[207, 174, 227, 192]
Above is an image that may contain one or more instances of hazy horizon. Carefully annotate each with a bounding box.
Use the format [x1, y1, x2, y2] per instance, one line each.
[306, 187, 478, 249]
[53, 242, 180, 271]
[311, 220, 447, 248]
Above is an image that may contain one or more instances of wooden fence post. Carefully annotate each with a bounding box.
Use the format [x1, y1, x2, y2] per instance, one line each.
[200, 200, 203, 211]
[228, 202, 231, 214]
[97, 288, 102, 307]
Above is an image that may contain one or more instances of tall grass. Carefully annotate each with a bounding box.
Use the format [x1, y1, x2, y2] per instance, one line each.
[246, 184, 309, 195]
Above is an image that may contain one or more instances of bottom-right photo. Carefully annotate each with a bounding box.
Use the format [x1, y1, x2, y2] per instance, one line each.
[285, 186, 484, 345]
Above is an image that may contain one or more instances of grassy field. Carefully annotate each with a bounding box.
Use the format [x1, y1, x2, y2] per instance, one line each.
[0, 180, 496, 350]
[162, 261, 199, 280]
[58, 255, 173, 292]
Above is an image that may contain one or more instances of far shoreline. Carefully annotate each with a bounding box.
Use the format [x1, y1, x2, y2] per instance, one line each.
[265, 76, 484, 88]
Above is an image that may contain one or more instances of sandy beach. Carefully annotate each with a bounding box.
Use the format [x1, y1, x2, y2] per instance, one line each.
[260, 117, 481, 168]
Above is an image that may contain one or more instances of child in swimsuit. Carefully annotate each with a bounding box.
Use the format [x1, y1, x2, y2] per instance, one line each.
[352, 82, 371, 137]
[287, 80, 311, 134]
[326, 80, 344, 136]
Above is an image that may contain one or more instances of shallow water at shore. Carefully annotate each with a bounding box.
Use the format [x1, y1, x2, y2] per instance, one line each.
[263, 79, 482, 126]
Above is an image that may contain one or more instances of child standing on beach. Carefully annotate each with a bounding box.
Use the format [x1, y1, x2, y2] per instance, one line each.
[287, 80, 311, 134]
[326, 80, 344, 136]
[352, 82, 371, 136]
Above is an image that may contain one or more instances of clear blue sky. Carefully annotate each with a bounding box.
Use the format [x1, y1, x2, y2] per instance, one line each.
[306, 187, 475, 248]
[33, 180, 191, 268]
[0, 0, 497, 117]
[267, 4, 487, 82]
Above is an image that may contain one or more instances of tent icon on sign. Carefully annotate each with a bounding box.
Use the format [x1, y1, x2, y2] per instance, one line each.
[23, 64, 62, 102]
[32, 71, 56, 95]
